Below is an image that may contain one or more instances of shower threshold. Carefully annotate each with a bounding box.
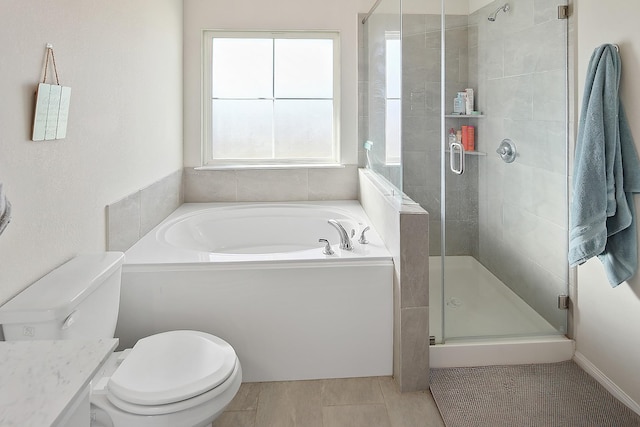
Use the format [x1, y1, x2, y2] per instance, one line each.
[429, 256, 574, 368]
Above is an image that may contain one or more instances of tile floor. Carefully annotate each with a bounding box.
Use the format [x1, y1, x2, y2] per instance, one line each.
[212, 376, 445, 427]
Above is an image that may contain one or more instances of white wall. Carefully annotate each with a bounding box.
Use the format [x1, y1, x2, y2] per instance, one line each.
[380, 0, 467, 15]
[183, 0, 372, 167]
[574, 0, 640, 410]
[0, 1, 183, 305]
[468, 0, 494, 14]
[399, 0, 484, 15]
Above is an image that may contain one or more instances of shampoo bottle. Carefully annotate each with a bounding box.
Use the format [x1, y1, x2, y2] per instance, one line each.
[453, 93, 466, 114]
[461, 126, 469, 150]
[467, 126, 475, 151]
[465, 88, 474, 115]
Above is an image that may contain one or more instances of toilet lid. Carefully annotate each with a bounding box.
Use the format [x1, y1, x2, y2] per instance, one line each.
[108, 330, 237, 406]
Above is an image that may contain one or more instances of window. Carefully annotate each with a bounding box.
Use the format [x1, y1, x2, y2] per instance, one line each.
[203, 31, 340, 167]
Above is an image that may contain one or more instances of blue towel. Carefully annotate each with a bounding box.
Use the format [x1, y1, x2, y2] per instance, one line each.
[0, 183, 11, 236]
[568, 44, 640, 287]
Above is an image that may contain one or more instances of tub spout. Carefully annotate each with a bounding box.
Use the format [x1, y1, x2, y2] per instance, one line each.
[327, 219, 353, 250]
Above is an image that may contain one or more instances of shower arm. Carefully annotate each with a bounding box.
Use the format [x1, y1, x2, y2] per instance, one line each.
[488, 3, 510, 21]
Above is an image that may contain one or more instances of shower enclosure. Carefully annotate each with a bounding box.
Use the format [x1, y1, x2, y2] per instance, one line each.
[362, 0, 569, 347]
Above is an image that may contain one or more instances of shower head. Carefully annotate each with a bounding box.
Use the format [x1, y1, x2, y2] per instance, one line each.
[488, 3, 510, 21]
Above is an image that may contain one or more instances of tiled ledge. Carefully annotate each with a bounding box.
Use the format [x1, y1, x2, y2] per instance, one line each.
[183, 165, 359, 202]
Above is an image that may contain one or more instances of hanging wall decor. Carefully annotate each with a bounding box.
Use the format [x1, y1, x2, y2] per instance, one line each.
[32, 44, 71, 141]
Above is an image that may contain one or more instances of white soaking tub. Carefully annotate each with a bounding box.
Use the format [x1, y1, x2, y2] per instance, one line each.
[116, 201, 394, 382]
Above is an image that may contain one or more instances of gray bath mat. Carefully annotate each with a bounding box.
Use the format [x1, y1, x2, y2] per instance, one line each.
[430, 361, 640, 427]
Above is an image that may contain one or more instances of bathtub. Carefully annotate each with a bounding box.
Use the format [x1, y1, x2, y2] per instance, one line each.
[116, 201, 394, 382]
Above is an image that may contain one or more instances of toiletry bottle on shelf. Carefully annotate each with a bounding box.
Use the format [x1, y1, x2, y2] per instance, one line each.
[465, 88, 474, 115]
[467, 126, 475, 151]
[448, 128, 456, 146]
[453, 93, 466, 114]
[461, 126, 469, 150]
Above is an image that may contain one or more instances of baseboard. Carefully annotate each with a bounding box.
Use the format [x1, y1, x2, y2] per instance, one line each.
[573, 351, 640, 416]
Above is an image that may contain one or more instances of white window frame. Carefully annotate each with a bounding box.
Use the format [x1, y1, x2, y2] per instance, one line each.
[202, 30, 341, 168]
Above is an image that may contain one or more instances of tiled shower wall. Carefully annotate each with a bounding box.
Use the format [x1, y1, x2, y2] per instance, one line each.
[472, 0, 568, 330]
[401, 14, 479, 257]
[360, 13, 478, 257]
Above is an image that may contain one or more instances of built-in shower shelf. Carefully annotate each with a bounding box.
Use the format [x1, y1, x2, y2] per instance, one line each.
[445, 114, 485, 118]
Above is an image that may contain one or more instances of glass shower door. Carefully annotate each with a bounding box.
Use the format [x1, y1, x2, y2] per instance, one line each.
[440, 0, 569, 342]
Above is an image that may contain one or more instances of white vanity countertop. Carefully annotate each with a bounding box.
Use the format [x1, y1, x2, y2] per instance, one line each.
[0, 338, 118, 427]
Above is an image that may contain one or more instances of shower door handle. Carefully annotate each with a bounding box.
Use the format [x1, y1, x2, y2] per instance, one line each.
[449, 141, 465, 175]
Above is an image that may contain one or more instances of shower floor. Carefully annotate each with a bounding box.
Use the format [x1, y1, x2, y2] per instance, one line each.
[429, 256, 560, 343]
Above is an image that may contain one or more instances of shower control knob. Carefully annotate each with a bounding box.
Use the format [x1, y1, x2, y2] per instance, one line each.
[496, 138, 517, 163]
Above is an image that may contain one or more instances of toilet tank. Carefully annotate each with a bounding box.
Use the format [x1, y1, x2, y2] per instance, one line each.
[0, 252, 125, 341]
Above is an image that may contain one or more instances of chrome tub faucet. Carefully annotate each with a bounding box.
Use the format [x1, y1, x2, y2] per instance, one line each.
[327, 219, 353, 250]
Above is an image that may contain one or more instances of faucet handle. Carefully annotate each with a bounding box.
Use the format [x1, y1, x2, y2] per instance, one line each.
[358, 226, 371, 244]
[318, 238, 335, 255]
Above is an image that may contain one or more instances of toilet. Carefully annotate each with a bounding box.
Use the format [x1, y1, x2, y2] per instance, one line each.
[0, 252, 241, 427]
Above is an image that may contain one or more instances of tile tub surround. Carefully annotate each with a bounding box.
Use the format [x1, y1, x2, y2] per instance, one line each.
[358, 169, 429, 393]
[0, 339, 118, 427]
[107, 166, 358, 251]
[212, 377, 445, 427]
[106, 169, 183, 251]
[183, 165, 359, 202]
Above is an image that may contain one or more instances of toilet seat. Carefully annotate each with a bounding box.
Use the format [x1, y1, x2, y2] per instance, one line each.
[106, 330, 238, 415]
[105, 361, 240, 416]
